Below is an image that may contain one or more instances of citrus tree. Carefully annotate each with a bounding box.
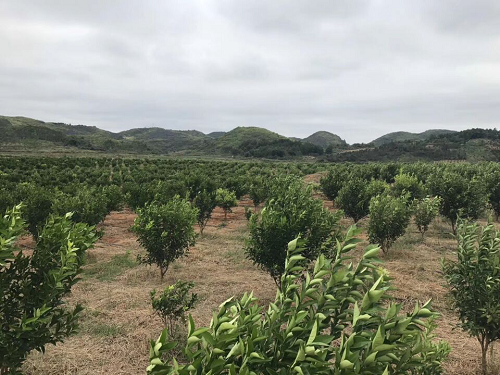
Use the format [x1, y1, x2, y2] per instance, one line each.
[319, 166, 349, 201]
[368, 194, 411, 253]
[336, 178, 370, 223]
[133, 196, 198, 280]
[427, 171, 487, 234]
[150, 280, 198, 333]
[19, 183, 54, 238]
[215, 188, 238, 220]
[245, 175, 341, 285]
[443, 221, 500, 375]
[193, 189, 217, 235]
[336, 178, 386, 223]
[391, 173, 424, 201]
[147, 228, 449, 374]
[484, 168, 500, 221]
[413, 196, 442, 239]
[248, 178, 268, 209]
[0, 205, 98, 373]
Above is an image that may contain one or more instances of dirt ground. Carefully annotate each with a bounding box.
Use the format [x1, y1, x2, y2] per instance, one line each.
[21, 191, 498, 374]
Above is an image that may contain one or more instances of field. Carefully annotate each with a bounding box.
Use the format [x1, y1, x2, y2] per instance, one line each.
[1, 157, 500, 374]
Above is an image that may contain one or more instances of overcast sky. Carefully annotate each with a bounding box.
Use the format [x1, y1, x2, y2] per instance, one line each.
[1, 1, 499, 143]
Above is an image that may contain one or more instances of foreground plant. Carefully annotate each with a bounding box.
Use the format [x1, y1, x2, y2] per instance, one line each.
[0, 205, 98, 374]
[245, 175, 341, 285]
[147, 226, 449, 374]
[443, 221, 500, 375]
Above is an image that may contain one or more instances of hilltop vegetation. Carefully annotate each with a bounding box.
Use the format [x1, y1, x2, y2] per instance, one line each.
[2, 115, 500, 162]
[215, 127, 323, 158]
[329, 128, 500, 162]
[302, 130, 347, 149]
[370, 129, 456, 147]
[0, 116, 323, 158]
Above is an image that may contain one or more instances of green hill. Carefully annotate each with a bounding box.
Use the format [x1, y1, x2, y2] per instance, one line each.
[4, 115, 500, 162]
[370, 129, 456, 147]
[0, 116, 149, 153]
[215, 127, 323, 158]
[302, 131, 347, 149]
[0, 117, 322, 158]
[215, 127, 284, 150]
[328, 128, 500, 162]
[119, 127, 212, 153]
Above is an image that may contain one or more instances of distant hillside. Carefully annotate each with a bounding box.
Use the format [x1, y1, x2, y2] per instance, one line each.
[119, 127, 212, 153]
[0, 115, 150, 153]
[214, 127, 323, 158]
[302, 131, 347, 149]
[216, 127, 284, 151]
[370, 129, 456, 147]
[0, 116, 323, 158]
[3, 114, 500, 161]
[207, 131, 226, 139]
[328, 128, 500, 162]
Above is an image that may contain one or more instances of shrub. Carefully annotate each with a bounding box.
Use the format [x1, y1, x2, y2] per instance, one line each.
[19, 184, 54, 238]
[413, 196, 442, 238]
[102, 184, 123, 212]
[366, 179, 389, 198]
[0, 205, 98, 373]
[443, 221, 500, 375]
[336, 177, 371, 222]
[133, 196, 198, 280]
[245, 175, 341, 285]
[193, 190, 216, 235]
[248, 178, 268, 209]
[368, 194, 411, 253]
[150, 281, 198, 332]
[147, 228, 448, 374]
[391, 173, 424, 201]
[223, 176, 247, 200]
[319, 167, 348, 201]
[485, 169, 500, 221]
[244, 206, 253, 221]
[215, 188, 237, 220]
[123, 182, 156, 210]
[52, 187, 109, 228]
[427, 171, 487, 233]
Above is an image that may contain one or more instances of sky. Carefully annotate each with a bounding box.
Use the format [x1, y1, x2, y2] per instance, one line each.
[1, 1, 500, 143]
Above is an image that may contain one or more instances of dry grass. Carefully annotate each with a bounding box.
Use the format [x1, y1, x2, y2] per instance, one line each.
[21, 192, 497, 374]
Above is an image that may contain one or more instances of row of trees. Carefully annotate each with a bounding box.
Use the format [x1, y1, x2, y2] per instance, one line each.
[135, 168, 500, 374]
[3, 156, 500, 373]
[322, 168, 491, 235]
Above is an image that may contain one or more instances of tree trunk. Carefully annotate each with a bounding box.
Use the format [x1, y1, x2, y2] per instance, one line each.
[479, 334, 489, 375]
[160, 264, 168, 281]
[482, 346, 488, 375]
[273, 275, 281, 289]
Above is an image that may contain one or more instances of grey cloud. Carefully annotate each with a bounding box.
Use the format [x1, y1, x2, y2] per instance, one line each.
[1, 0, 500, 144]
